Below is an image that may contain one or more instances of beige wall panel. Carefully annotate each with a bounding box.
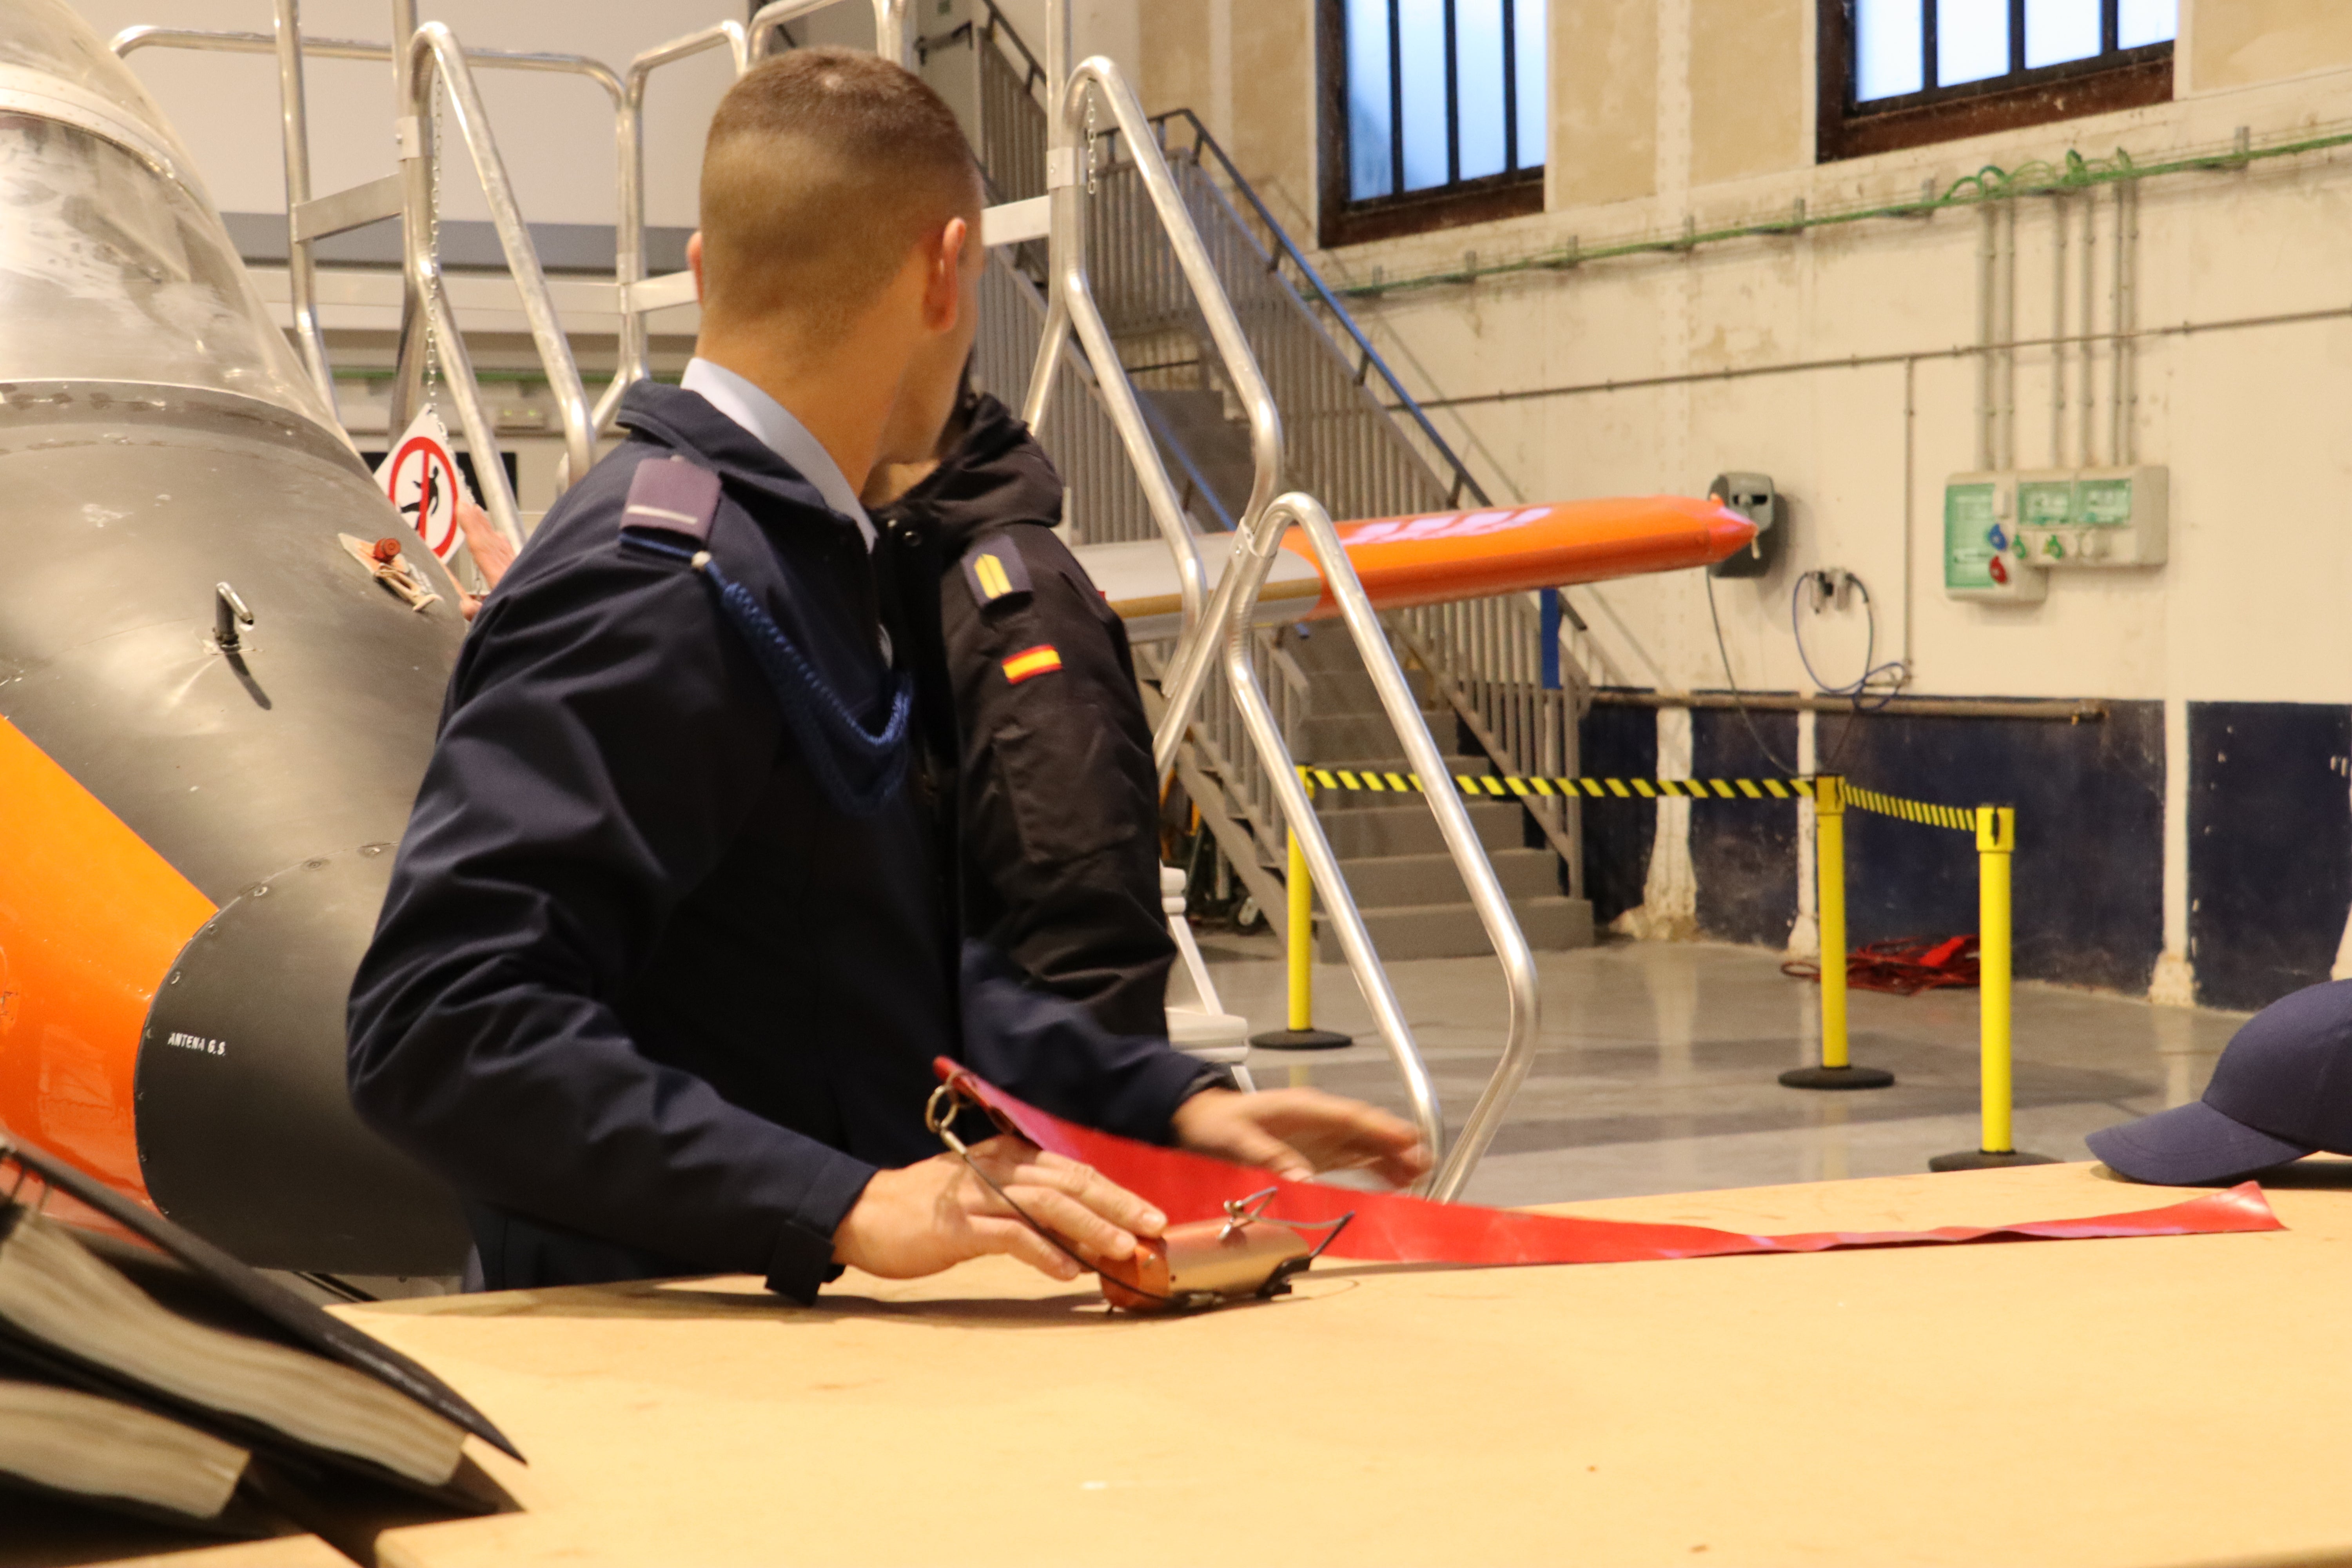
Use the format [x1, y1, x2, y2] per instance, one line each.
[1552, 0, 1657, 209]
[1227, 4, 1316, 230]
[1138, 0, 1212, 123]
[1689, 0, 1806, 187]
[2192, 0, 2352, 90]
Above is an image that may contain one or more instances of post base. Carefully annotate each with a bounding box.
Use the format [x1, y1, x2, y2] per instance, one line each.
[1928, 1149, 2062, 1171]
[1248, 1027, 1353, 1051]
[1778, 1064, 1895, 1090]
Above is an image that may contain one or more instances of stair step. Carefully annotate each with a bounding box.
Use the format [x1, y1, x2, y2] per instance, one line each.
[1316, 896, 1595, 962]
[1334, 848, 1560, 908]
[1137, 387, 1254, 525]
[1316, 801, 1523, 858]
[1301, 709, 1460, 760]
[1299, 665, 1438, 710]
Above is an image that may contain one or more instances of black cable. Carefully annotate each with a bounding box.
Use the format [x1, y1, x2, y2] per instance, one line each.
[1789, 570, 1910, 773]
[1790, 571, 1907, 707]
[1705, 571, 1798, 775]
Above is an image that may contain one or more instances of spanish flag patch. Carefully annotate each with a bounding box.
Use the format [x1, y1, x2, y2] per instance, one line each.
[1002, 644, 1063, 684]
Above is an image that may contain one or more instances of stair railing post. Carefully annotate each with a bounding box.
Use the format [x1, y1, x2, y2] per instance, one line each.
[400, 22, 595, 544]
[1037, 59, 1284, 784]
[271, 0, 338, 416]
[387, 0, 428, 440]
[1215, 495, 1446, 1182]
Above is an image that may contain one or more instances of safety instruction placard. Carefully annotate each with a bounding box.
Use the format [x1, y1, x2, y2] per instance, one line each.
[373, 409, 476, 563]
[1943, 481, 2002, 590]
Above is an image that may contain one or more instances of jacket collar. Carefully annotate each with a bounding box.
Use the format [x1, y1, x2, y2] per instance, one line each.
[617, 380, 862, 542]
[870, 392, 1062, 557]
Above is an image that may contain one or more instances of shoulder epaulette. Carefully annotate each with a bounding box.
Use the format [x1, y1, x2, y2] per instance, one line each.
[960, 541, 1033, 611]
[616, 454, 910, 817]
[620, 456, 722, 546]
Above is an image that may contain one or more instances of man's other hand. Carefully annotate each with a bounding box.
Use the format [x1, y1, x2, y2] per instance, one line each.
[832, 1135, 1166, 1283]
[452, 498, 516, 621]
[1171, 1088, 1429, 1188]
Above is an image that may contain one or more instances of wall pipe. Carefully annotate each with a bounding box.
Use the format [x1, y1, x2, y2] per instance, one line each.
[1399, 303, 2352, 409]
[1332, 124, 2352, 301]
[1591, 692, 2107, 721]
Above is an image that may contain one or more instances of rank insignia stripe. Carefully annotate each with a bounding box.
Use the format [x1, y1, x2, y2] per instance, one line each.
[962, 543, 1033, 608]
[1001, 644, 1063, 684]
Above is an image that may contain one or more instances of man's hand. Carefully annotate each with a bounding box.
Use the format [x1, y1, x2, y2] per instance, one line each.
[832, 1135, 1166, 1283]
[452, 498, 516, 621]
[1171, 1087, 1429, 1188]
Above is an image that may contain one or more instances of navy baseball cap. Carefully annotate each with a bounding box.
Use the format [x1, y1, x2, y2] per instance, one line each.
[2087, 979, 2352, 1183]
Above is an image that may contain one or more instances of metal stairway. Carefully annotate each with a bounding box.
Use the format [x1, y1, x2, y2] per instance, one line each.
[947, 11, 1590, 952]
[1288, 626, 1594, 960]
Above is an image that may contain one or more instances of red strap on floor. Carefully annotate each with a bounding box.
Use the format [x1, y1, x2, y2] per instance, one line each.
[934, 1060, 2281, 1266]
[1784, 934, 1982, 996]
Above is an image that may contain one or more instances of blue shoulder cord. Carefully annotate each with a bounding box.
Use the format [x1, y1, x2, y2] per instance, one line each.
[622, 531, 913, 817]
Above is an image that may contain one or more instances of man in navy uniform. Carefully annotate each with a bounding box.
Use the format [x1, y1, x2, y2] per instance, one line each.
[867, 387, 1176, 1042]
[347, 49, 1423, 1299]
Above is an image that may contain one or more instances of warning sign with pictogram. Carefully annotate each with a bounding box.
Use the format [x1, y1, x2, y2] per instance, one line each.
[373, 409, 477, 563]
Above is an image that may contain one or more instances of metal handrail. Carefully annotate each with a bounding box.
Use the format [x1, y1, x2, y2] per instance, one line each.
[109, 24, 627, 88]
[112, 18, 624, 444]
[976, 0, 1048, 90]
[1148, 106, 1489, 510]
[272, 2, 332, 412]
[1026, 56, 1278, 754]
[749, 0, 911, 67]
[594, 20, 752, 434]
[399, 22, 595, 547]
[1214, 494, 1542, 1195]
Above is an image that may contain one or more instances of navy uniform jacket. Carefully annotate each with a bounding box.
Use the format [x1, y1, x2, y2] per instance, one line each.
[874, 394, 1176, 1038]
[347, 382, 1204, 1301]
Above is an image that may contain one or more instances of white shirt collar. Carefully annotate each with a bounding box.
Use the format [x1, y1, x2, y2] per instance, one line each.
[679, 357, 876, 551]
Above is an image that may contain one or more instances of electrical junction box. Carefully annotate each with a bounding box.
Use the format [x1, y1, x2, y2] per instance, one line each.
[1943, 472, 2046, 603]
[1706, 472, 1784, 579]
[2014, 465, 2168, 568]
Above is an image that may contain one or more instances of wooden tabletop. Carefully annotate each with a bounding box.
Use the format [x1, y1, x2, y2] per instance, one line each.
[318, 1161, 2352, 1568]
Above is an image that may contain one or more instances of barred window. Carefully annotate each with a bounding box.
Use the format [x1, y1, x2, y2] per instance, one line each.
[1322, 0, 1546, 246]
[1824, 0, 2176, 161]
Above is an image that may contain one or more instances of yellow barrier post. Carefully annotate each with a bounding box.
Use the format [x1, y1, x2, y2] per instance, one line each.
[1932, 805, 2056, 1169]
[1780, 775, 1894, 1090]
[1251, 775, 1352, 1054]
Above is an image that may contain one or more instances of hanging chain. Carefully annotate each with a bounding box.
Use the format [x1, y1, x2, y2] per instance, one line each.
[1083, 92, 1098, 196]
[421, 75, 443, 415]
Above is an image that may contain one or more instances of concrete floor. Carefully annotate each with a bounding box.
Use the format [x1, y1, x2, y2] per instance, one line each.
[1196, 933, 2250, 1208]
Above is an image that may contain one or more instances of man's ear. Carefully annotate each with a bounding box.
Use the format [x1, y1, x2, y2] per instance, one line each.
[924, 217, 970, 332]
[687, 230, 706, 305]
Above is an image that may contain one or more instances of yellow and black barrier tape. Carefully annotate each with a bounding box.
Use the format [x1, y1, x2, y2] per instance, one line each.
[1296, 766, 1817, 802]
[1294, 766, 1987, 831]
[1839, 783, 1979, 833]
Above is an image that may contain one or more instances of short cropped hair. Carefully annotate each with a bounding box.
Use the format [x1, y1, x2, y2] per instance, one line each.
[699, 48, 982, 343]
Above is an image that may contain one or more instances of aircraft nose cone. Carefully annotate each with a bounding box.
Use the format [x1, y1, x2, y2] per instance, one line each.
[1706, 505, 1758, 559]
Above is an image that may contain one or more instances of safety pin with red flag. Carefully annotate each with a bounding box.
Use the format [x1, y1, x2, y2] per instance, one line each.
[931, 1059, 2282, 1272]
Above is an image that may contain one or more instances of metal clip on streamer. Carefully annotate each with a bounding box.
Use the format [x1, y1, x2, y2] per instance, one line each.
[924, 1079, 1352, 1313]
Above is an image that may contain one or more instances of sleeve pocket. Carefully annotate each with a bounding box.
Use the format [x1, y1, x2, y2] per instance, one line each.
[991, 708, 1142, 867]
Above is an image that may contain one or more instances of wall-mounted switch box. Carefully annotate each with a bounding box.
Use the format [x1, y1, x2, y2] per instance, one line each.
[1943, 472, 2046, 603]
[1706, 472, 1784, 579]
[2014, 465, 2168, 568]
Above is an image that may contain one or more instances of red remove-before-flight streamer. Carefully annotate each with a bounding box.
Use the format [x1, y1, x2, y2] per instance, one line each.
[934, 1061, 2283, 1267]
